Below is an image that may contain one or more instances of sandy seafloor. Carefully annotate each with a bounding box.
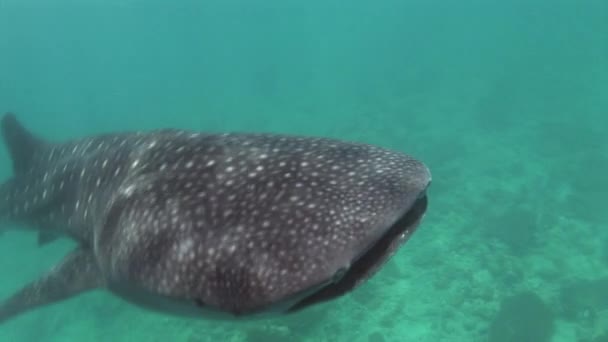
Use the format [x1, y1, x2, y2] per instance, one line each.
[0, 1, 607, 341]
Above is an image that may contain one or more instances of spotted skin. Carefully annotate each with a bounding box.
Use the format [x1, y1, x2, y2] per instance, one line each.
[0, 113, 431, 322]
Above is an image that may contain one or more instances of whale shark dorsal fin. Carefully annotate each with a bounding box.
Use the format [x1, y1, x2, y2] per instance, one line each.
[1, 113, 45, 175]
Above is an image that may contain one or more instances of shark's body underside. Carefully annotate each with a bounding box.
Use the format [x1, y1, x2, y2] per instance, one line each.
[0, 113, 430, 323]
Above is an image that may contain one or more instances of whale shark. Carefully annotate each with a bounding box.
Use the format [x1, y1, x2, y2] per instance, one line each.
[0, 112, 430, 323]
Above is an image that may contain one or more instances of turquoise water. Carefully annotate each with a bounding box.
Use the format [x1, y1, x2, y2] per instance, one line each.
[0, 0, 607, 341]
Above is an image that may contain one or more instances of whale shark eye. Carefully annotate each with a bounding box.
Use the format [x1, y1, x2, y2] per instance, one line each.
[332, 267, 348, 283]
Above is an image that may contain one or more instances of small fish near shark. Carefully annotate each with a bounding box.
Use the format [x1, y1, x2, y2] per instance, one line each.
[0, 112, 431, 323]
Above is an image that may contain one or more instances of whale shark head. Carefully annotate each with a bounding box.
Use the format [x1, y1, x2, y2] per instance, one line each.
[96, 130, 431, 316]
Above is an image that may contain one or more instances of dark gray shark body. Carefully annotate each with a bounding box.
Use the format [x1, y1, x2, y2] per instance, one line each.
[0, 112, 430, 323]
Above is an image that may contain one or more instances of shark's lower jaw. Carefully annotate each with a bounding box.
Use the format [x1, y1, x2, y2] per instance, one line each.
[287, 194, 428, 313]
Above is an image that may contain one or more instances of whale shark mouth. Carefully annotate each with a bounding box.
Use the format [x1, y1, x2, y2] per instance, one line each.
[287, 193, 429, 312]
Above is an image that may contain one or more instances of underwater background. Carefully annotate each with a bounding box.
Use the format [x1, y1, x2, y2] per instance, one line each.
[0, 0, 606, 341]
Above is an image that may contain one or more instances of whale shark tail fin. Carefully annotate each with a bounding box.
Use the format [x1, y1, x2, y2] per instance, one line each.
[1, 113, 46, 176]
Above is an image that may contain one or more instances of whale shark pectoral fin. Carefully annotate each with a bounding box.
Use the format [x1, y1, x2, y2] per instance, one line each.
[0, 248, 102, 324]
